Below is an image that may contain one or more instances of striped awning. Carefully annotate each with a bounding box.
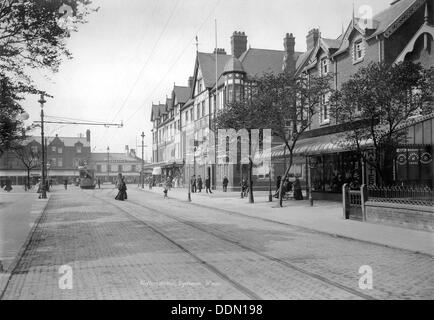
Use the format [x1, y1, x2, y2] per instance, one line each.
[257, 133, 373, 160]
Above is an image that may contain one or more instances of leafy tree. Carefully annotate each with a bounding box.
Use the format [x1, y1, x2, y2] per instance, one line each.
[256, 72, 332, 207]
[215, 72, 331, 206]
[330, 61, 434, 185]
[214, 89, 264, 204]
[13, 143, 41, 189]
[0, 0, 94, 154]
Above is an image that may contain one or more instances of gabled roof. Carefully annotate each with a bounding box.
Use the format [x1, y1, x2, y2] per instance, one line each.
[166, 98, 173, 112]
[369, 0, 422, 39]
[239, 48, 303, 77]
[321, 38, 341, 49]
[150, 103, 167, 121]
[23, 136, 90, 147]
[196, 52, 232, 88]
[173, 86, 191, 105]
[333, 0, 425, 57]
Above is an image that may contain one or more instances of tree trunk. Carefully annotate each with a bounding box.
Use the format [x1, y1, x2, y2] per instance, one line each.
[248, 131, 254, 203]
[279, 151, 294, 207]
[27, 168, 31, 190]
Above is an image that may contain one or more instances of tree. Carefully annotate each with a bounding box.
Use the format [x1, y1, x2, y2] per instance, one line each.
[0, 75, 36, 155]
[330, 61, 434, 185]
[0, 0, 94, 154]
[13, 143, 41, 189]
[215, 72, 331, 206]
[215, 92, 264, 204]
[256, 72, 332, 207]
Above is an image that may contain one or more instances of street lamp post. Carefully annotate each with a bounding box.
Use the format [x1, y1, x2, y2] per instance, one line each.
[268, 168, 273, 202]
[308, 157, 314, 207]
[107, 146, 110, 183]
[141, 132, 145, 189]
[39, 93, 47, 199]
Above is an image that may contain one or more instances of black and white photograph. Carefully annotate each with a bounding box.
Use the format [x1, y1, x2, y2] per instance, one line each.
[0, 0, 433, 306]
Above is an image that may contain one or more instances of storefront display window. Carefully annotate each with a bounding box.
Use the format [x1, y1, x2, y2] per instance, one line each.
[310, 152, 362, 193]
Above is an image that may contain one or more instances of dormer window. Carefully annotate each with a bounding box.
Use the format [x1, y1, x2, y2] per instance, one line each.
[76, 146, 82, 154]
[353, 39, 364, 62]
[321, 58, 329, 75]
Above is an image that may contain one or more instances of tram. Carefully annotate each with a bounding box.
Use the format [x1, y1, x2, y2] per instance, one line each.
[78, 166, 96, 189]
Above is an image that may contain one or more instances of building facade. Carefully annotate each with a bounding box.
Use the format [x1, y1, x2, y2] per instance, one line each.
[149, 0, 434, 194]
[90, 147, 142, 184]
[0, 130, 92, 185]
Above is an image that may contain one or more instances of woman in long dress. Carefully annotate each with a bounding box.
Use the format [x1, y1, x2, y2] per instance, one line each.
[115, 174, 127, 201]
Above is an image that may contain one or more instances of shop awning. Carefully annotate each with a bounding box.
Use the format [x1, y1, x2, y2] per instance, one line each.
[255, 133, 373, 161]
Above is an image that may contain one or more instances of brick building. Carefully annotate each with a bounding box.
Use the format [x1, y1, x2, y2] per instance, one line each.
[0, 130, 92, 185]
[149, 0, 433, 193]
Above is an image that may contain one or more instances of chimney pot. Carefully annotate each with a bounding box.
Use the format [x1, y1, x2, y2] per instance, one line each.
[306, 28, 320, 51]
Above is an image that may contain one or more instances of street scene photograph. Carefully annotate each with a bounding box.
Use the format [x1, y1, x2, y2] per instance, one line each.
[0, 0, 433, 305]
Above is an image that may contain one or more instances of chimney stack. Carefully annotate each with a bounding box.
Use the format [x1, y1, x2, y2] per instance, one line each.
[283, 33, 296, 75]
[306, 28, 320, 51]
[188, 76, 194, 88]
[231, 31, 247, 59]
[86, 129, 91, 143]
[125, 145, 129, 155]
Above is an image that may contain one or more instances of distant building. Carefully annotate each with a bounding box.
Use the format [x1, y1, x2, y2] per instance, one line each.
[90, 147, 143, 184]
[0, 130, 91, 185]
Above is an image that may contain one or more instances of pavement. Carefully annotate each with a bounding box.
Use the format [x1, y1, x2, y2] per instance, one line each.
[0, 185, 432, 300]
[0, 187, 51, 294]
[141, 186, 434, 257]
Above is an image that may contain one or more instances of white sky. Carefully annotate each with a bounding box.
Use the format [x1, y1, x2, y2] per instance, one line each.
[22, 0, 391, 158]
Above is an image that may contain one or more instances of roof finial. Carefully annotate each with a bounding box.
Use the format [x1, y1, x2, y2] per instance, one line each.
[424, 1, 429, 23]
[195, 35, 199, 52]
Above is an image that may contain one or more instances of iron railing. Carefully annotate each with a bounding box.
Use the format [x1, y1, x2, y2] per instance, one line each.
[367, 185, 434, 206]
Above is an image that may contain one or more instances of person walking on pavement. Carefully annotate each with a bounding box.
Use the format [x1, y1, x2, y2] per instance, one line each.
[293, 176, 303, 200]
[222, 176, 229, 192]
[97, 178, 101, 189]
[64, 179, 68, 190]
[197, 175, 203, 193]
[191, 175, 196, 193]
[205, 176, 212, 194]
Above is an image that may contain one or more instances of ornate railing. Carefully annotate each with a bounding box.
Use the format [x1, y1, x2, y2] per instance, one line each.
[367, 185, 434, 206]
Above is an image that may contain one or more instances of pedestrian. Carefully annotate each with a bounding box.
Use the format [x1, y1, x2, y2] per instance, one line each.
[97, 178, 101, 189]
[205, 176, 212, 194]
[64, 179, 68, 190]
[163, 183, 168, 199]
[293, 176, 303, 200]
[197, 175, 203, 193]
[4, 178, 12, 192]
[222, 176, 229, 192]
[115, 174, 127, 201]
[191, 175, 196, 193]
[241, 178, 248, 197]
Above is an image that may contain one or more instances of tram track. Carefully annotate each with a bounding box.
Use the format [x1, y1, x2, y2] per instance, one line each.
[92, 190, 377, 300]
[89, 191, 262, 300]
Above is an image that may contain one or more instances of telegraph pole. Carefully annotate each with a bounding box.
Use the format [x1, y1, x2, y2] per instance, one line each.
[141, 132, 145, 189]
[39, 93, 47, 199]
[107, 146, 110, 183]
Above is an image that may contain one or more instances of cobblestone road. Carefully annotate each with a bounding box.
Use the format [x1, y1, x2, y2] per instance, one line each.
[1, 187, 433, 300]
